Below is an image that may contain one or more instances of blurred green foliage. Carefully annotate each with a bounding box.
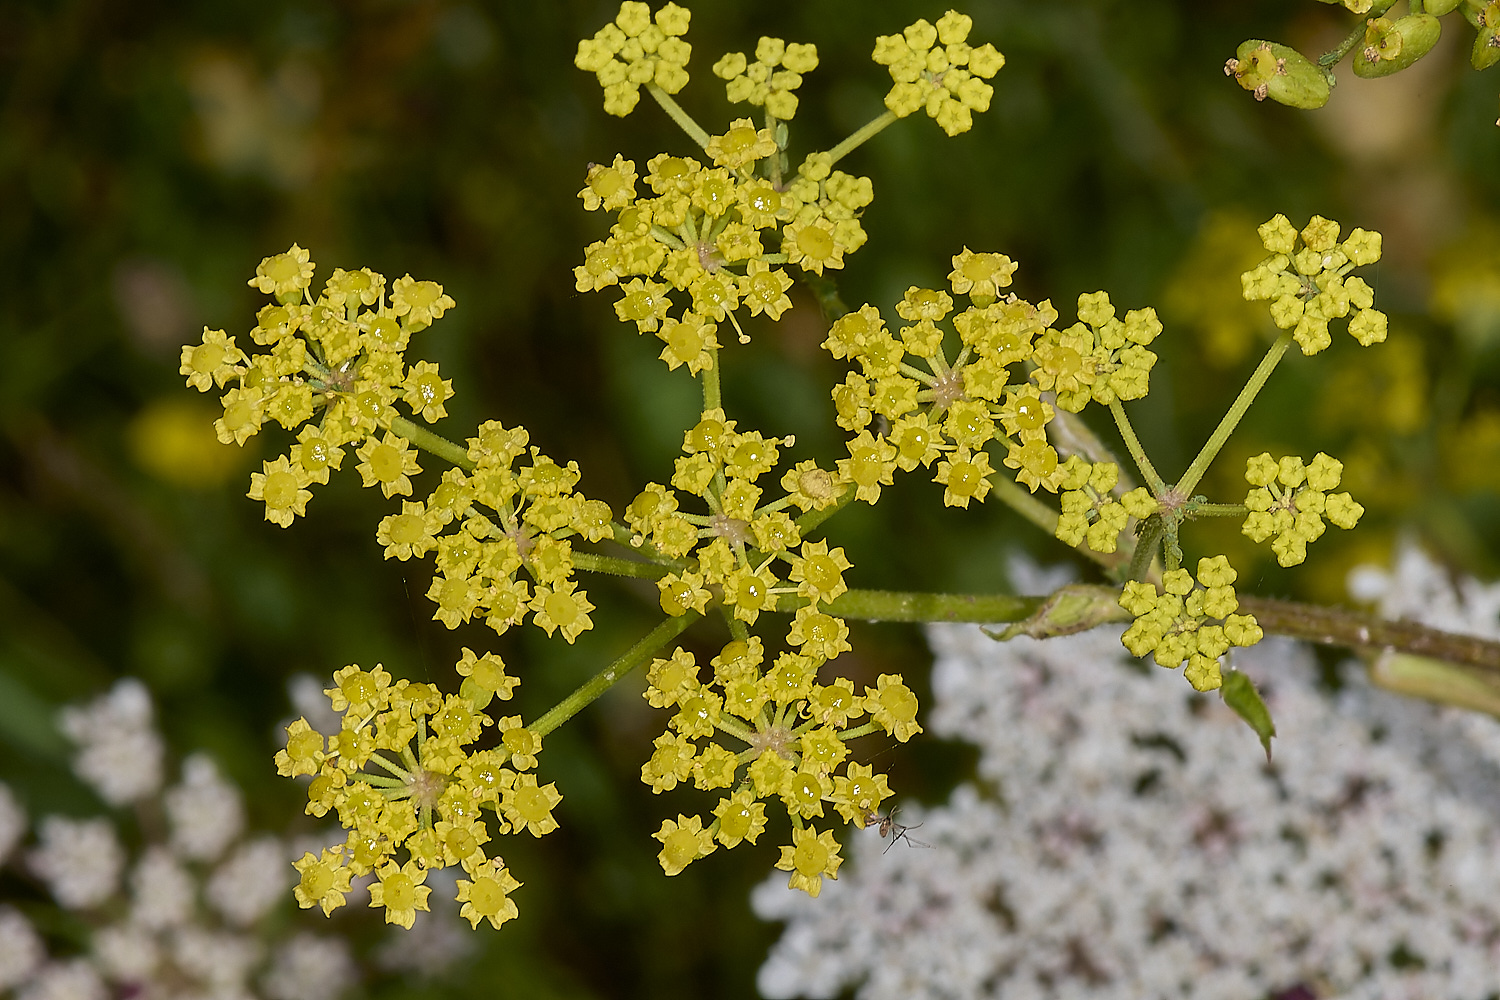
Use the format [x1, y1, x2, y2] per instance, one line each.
[1, 0, 1498, 996]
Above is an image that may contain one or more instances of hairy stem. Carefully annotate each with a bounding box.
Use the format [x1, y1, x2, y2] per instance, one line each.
[1175, 333, 1291, 497]
[389, 416, 474, 471]
[530, 614, 699, 738]
[572, 552, 668, 580]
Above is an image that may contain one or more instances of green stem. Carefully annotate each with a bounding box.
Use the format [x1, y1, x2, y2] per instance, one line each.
[529, 614, 699, 738]
[838, 721, 880, 740]
[825, 110, 899, 167]
[571, 552, 668, 580]
[646, 83, 712, 151]
[777, 588, 1045, 623]
[1187, 502, 1248, 518]
[702, 344, 721, 412]
[1129, 517, 1164, 583]
[1108, 400, 1166, 494]
[1174, 333, 1292, 497]
[389, 416, 474, 471]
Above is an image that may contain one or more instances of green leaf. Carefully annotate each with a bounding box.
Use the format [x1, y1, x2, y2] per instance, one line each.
[1220, 669, 1276, 761]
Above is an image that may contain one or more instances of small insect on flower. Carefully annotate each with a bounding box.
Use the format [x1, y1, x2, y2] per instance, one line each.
[864, 804, 931, 854]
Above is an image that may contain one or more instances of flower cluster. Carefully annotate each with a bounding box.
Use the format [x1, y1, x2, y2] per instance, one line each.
[180, 246, 455, 528]
[1118, 556, 1264, 692]
[640, 637, 919, 898]
[713, 37, 819, 120]
[575, 138, 873, 350]
[573, 1, 692, 117]
[871, 11, 1005, 135]
[1055, 460, 1129, 554]
[280, 653, 531, 930]
[1242, 451, 1364, 567]
[1240, 213, 1387, 355]
[390, 420, 613, 642]
[825, 250, 1160, 515]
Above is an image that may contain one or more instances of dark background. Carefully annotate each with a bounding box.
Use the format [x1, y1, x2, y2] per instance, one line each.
[1, 1, 1498, 996]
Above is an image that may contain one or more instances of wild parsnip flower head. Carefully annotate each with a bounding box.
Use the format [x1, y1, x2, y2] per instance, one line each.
[637, 636, 910, 897]
[823, 253, 1164, 508]
[574, 2, 692, 117]
[872, 11, 1005, 135]
[575, 143, 872, 348]
[1118, 555, 1264, 691]
[182, 247, 456, 531]
[1241, 213, 1386, 355]
[1242, 451, 1364, 566]
[284, 652, 535, 930]
[713, 37, 819, 119]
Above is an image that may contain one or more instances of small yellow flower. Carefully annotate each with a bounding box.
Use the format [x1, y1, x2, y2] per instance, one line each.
[653, 813, 717, 875]
[180, 327, 247, 391]
[248, 244, 315, 302]
[501, 773, 563, 837]
[776, 825, 844, 898]
[391, 275, 455, 331]
[369, 859, 431, 929]
[456, 859, 522, 929]
[356, 432, 422, 499]
[293, 848, 352, 915]
[248, 455, 313, 527]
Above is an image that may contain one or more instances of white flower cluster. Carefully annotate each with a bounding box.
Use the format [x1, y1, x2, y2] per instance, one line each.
[755, 547, 1500, 999]
[0, 680, 354, 1000]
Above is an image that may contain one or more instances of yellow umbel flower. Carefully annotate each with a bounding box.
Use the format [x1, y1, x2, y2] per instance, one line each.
[872, 11, 1005, 135]
[713, 36, 818, 119]
[575, 2, 693, 117]
[1118, 556, 1265, 692]
[1240, 214, 1385, 355]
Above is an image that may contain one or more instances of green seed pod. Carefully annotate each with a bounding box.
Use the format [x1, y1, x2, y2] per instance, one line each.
[1474, 1, 1500, 70]
[1353, 14, 1442, 78]
[1425, 0, 1464, 15]
[1225, 40, 1331, 109]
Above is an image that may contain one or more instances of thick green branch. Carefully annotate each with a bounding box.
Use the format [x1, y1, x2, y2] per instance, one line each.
[777, 588, 1045, 623]
[529, 613, 699, 738]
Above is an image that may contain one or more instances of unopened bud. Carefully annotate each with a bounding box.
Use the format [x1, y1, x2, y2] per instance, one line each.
[1226, 40, 1330, 109]
[1353, 14, 1441, 77]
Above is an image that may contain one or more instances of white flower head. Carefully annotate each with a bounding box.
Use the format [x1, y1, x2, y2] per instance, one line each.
[0, 907, 45, 992]
[58, 679, 164, 807]
[29, 817, 124, 911]
[164, 754, 244, 862]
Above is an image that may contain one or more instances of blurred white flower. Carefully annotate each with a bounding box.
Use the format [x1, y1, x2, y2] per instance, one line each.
[165, 753, 244, 862]
[58, 679, 164, 806]
[29, 817, 124, 911]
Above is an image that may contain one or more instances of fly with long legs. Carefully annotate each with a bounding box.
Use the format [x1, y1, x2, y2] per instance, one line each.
[861, 804, 932, 853]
